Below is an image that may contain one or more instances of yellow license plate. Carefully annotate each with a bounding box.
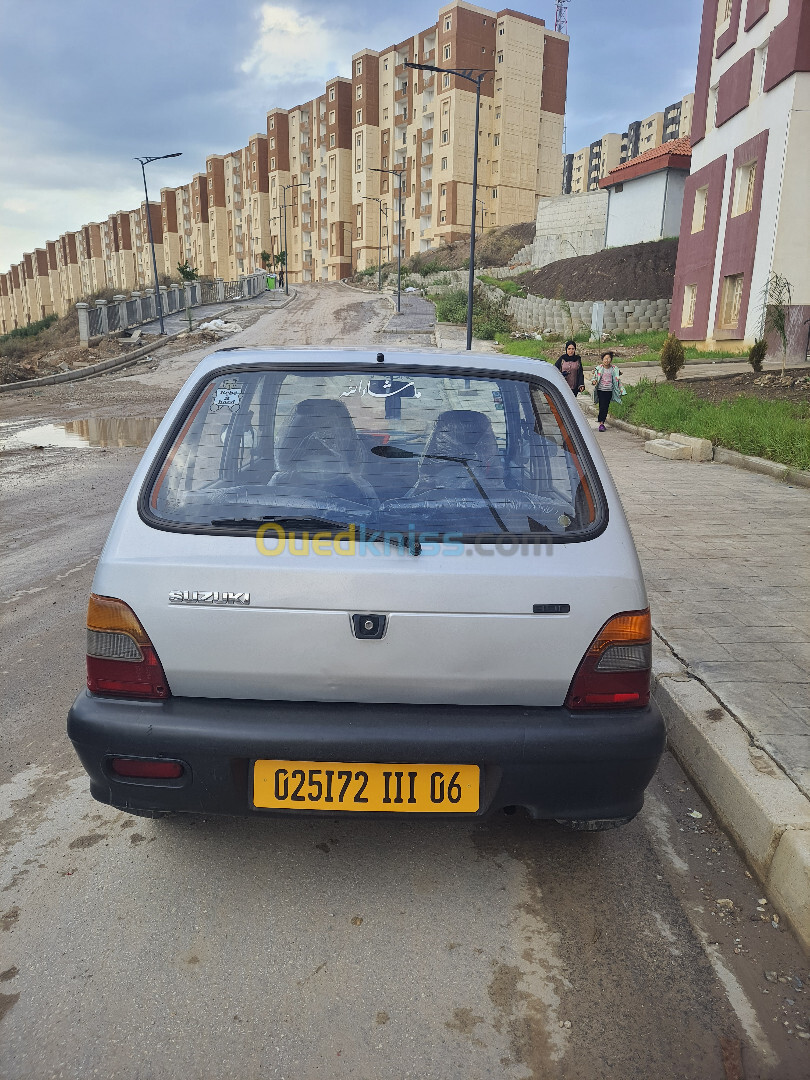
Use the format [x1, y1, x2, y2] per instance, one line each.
[253, 760, 480, 813]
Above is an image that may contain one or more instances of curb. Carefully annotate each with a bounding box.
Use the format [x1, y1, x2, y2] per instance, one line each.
[651, 636, 810, 954]
[0, 291, 297, 394]
[580, 401, 810, 488]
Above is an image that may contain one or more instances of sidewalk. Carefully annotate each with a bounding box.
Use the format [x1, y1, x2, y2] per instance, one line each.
[593, 417, 810, 945]
[134, 288, 279, 336]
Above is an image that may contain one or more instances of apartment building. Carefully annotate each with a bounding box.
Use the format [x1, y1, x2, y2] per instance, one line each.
[261, 2, 569, 281]
[670, 0, 810, 355]
[564, 93, 694, 193]
[2, 2, 567, 323]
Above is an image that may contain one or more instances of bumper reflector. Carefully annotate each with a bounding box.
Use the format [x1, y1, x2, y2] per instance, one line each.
[110, 757, 183, 779]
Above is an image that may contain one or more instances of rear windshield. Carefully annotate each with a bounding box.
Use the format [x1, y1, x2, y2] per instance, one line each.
[143, 364, 605, 542]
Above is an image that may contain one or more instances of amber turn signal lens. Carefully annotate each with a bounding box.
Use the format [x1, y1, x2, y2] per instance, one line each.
[565, 609, 652, 710]
[87, 594, 153, 646]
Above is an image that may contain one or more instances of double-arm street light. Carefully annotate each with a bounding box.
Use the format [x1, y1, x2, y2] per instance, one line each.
[361, 196, 389, 291]
[370, 167, 405, 312]
[282, 181, 306, 295]
[405, 63, 493, 350]
[135, 152, 182, 335]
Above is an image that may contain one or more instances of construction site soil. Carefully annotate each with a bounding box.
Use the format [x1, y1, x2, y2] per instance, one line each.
[515, 238, 678, 300]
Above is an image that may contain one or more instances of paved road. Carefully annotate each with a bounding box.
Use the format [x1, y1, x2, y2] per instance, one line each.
[1, 286, 808, 1079]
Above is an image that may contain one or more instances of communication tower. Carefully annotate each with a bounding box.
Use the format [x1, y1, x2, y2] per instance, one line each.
[555, 1, 569, 35]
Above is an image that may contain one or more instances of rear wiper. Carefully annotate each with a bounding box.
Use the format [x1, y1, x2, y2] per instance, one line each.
[208, 515, 421, 556]
[372, 444, 509, 534]
[209, 514, 357, 531]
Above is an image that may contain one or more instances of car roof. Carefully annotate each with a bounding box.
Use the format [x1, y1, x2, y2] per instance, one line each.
[193, 347, 570, 389]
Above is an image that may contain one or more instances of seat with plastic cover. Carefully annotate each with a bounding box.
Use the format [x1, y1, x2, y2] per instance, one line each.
[409, 409, 504, 498]
[268, 398, 377, 504]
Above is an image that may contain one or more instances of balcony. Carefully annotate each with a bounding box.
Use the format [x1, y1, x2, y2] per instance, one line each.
[395, 87, 408, 101]
[421, 179, 432, 191]
[421, 154, 433, 167]
[423, 49, 435, 62]
[395, 63, 406, 76]
[395, 112, 408, 126]
[422, 127, 433, 142]
[420, 204, 432, 218]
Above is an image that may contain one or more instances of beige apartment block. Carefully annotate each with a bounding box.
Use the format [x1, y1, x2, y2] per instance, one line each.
[0, 274, 13, 333]
[638, 112, 665, 153]
[45, 242, 63, 316]
[8, 265, 27, 328]
[31, 248, 54, 320]
[78, 223, 106, 297]
[56, 232, 82, 312]
[160, 188, 182, 278]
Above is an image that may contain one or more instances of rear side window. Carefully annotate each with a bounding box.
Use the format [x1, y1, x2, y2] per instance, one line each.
[144, 365, 604, 541]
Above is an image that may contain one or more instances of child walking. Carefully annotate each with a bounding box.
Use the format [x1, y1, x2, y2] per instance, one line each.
[592, 351, 624, 431]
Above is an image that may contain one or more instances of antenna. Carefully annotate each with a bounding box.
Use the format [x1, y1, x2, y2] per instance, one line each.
[555, 0, 569, 34]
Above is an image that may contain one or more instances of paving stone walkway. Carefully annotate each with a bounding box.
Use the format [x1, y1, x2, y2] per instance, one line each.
[383, 293, 436, 335]
[592, 419, 810, 799]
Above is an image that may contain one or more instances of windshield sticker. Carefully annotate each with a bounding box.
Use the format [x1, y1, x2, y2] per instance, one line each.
[342, 377, 420, 400]
[211, 380, 244, 412]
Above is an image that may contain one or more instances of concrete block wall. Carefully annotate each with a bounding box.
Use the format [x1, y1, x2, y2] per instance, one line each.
[512, 190, 608, 270]
[507, 295, 672, 333]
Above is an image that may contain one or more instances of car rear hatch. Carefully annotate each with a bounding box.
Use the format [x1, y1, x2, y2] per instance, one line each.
[93, 355, 647, 707]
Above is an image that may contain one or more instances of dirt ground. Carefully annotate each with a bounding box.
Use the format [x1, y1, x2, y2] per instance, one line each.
[675, 369, 810, 405]
[515, 238, 678, 301]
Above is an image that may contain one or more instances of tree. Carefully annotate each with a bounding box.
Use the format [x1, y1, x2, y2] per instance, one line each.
[762, 272, 793, 375]
[260, 251, 271, 271]
[660, 333, 685, 380]
[177, 260, 199, 282]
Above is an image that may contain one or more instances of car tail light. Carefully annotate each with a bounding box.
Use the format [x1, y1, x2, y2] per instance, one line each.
[565, 610, 651, 710]
[110, 757, 183, 779]
[86, 594, 170, 700]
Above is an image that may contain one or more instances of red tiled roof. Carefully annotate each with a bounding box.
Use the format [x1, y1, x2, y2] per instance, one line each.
[599, 137, 692, 188]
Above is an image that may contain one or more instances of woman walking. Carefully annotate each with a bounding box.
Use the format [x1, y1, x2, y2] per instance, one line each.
[592, 351, 624, 431]
[555, 340, 585, 396]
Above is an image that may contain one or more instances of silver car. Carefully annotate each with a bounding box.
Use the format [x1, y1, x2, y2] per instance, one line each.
[68, 349, 664, 827]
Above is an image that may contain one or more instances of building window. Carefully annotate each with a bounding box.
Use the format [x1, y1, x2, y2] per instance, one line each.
[252, 161, 256, 172]
[719, 274, 744, 328]
[444, 45, 451, 60]
[756, 44, 768, 96]
[494, 134, 500, 147]
[356, 158, 362, 172]
[356, 85, 363, 99]
[442, 73, 450, 88]
[208, 179, 213, 189]
[682, 284, 697, 327]
[491, 188, 498, 198]
[441, 129, 449, 144]
[444, 17, 451, 30]
[732, 162, 757, 216]
[497, 52, 503, 64]
[718, 0, 733, 27]
[270, 137, 275, 149]
[329, 87, 335, 101]
[691, 186, 708, 232]
[499, 25, 505, 35]
[357, 109, 362, 124]
[253, 181, 257, 193]
[271, 157, 276, 169]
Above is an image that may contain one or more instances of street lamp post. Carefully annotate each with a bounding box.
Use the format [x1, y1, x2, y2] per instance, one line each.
[361, 196, 389, 291]
[135, 152, 182, 335]
[370, 168, 405, 312]
[405, 63, 493, 350]
[282, 181, 306, 295]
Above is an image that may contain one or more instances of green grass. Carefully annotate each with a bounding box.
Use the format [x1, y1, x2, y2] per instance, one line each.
[476, 274, 527, 298]
[495, 334, 552, 361]
[0, 314, 58, 344]
[612, 379, 810, 471]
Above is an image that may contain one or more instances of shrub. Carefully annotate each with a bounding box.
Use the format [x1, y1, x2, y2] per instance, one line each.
[748, 337, 767, 373]
[660, 333, 685, 380]
[432, 286, 513, 339]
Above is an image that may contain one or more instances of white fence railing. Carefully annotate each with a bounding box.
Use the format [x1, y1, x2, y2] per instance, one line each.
[76, 273, 268, 344]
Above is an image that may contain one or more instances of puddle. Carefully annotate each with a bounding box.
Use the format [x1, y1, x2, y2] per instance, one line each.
[13, 417, 163, 449]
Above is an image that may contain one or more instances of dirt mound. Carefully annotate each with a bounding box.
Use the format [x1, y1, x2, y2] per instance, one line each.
[516, 238, 678, 301]
[685, 370, 810, 406]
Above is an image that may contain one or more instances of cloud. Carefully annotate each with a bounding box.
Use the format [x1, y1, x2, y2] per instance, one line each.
[239, 4, 357, 85]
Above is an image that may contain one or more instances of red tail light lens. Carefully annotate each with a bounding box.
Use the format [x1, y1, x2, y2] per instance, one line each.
[110, 757, 183, 779]
[86, 594, 170, 700]
[565, 610, 651, 710]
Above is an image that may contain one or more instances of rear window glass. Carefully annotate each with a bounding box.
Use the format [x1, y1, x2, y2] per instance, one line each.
[144, 365, 604, 541]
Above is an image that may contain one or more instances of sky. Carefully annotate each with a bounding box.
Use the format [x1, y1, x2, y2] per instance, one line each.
[0, 0, 704, 272]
